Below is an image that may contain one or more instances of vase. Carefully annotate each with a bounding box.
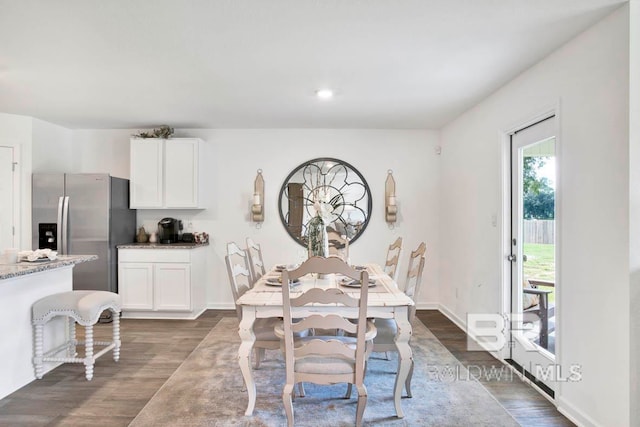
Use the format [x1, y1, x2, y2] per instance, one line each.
[136, 226, 148, 243]
[307, 215, 329, 258]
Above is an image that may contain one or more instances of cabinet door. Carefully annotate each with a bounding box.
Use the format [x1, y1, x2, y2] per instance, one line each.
[119, 263, 154, 310]
[130, 138, 164, 208]
[154, 263, 191, 311]
[164, 139, 199, 208]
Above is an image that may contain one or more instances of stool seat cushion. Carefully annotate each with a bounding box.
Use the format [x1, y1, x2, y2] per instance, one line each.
[33, 291, 121, 326]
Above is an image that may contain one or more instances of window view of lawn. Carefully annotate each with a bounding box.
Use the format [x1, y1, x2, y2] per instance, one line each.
[523, 243, 555, 281]
[523, 242, 555, 303]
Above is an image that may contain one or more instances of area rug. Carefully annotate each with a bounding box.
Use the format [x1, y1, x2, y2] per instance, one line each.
[130, 317, 519, 426]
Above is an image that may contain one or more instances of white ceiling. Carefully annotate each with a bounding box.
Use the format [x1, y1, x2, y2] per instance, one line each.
[0, 0, 626, 130]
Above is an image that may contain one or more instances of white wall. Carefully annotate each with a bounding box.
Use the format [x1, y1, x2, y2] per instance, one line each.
[72, 130, 131, 178]
[440, 6, 629, 427]
[70, 129, 441, 309]
[32, 118, 73, 173]
[0, 113, 32, 250]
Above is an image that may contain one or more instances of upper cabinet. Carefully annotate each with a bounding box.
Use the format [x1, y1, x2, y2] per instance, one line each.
[130, 138, 204, 209]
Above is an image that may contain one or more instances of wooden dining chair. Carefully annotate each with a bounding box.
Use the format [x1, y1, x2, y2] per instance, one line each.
[372, 241, 426, 397]
[278, 257, 377, 427]
[383, 237, 403, 282]
[245, 237, 266, 285]
[225, 241, 280, 369]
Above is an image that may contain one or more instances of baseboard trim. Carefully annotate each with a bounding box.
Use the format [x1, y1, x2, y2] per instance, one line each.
[415, 302, 439, 310]
[207, 303, 236, 310]
[435, 303, 468, 332]
[556, 396, 601, 427]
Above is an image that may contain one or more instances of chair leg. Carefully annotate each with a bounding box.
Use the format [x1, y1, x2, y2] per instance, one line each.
[33, 323, 44, 379]
[355, 384, 367, 427]
[253, 347, 265, 369]
[296, 382, 305, 398]
[405, 359, 414, 398]
[112, 310, 121, 362]
[345, 383, 353, 399]
[84, 325, 94, 381]
[282, 384, 295, 427]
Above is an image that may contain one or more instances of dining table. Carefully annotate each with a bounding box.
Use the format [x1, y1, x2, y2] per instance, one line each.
[236, 263, 415, 418]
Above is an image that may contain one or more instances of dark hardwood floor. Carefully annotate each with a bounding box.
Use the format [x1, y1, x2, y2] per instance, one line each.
[0, 310, 573, 426]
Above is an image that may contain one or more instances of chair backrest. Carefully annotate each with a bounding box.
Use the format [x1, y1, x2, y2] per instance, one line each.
[327, 227, 350, 262]
[281, 257, 369, 384]
[383, 237, 403, 282]
[245, 237, 266, 284]
[225, 241, 253, 321]
[403, 242, 426, 321]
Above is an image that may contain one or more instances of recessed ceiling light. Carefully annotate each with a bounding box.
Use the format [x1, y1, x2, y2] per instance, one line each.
[316, 89, 334, 100]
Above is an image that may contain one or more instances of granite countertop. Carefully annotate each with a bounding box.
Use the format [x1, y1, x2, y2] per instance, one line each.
[0, 255, 98, 281]
[117, 242, 210, 249]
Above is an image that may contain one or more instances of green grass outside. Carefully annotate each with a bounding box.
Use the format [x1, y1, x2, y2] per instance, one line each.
[523, 243, 555, 304]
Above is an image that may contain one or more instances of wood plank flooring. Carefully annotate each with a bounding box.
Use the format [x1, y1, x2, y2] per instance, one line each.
[0, 310, 573, 426]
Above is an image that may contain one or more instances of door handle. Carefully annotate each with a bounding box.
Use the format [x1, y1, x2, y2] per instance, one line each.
[62, 196, 70, 255]
[507, 254, 516, 262]
[522, 254, 528, 262]
[56, 196, 64, 253]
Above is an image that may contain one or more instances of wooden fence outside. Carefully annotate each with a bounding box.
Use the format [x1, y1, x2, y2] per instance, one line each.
[524, 220, 555, 244]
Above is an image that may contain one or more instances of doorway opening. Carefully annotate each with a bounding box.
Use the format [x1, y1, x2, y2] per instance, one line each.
[0, 145, 18, 250]
[506, 114, 558, 394]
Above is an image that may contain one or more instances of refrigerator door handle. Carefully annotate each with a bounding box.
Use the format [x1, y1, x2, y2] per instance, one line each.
[62, 196, 70, 255]
[56, 196, 64, 253]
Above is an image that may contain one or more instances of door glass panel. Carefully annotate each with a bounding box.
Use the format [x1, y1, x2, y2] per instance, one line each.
[520, 139, 556, 355]
[510, 115, 557, 393]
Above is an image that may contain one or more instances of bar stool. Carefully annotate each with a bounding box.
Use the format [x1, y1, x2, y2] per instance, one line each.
[32, 290, 122, 380]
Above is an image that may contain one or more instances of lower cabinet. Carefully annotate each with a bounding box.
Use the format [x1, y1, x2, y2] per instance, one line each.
[118, 247, 206, 319]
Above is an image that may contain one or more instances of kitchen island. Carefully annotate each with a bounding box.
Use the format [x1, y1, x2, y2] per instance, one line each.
[0, 255, 97, 400]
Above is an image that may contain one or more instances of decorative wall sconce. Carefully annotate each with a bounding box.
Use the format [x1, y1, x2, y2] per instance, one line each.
[385, 170, 397, 225]
[251, 169, 264, 225]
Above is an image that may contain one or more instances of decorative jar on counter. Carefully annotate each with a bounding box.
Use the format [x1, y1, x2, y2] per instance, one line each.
[136, 226, 148, 243]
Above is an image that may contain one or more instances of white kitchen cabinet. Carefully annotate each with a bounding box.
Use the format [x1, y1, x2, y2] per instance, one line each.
[118, 262, 154, 310]
[118, 246, 207, 319]
[154, 263, 191, 311]
[129, 138, 204, 209]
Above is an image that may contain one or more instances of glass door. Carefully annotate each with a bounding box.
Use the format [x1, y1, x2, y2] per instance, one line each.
[509, 115, 557, 393]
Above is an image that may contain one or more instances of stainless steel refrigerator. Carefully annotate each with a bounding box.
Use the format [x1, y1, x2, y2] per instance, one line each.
[32, 173, 137, 293]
